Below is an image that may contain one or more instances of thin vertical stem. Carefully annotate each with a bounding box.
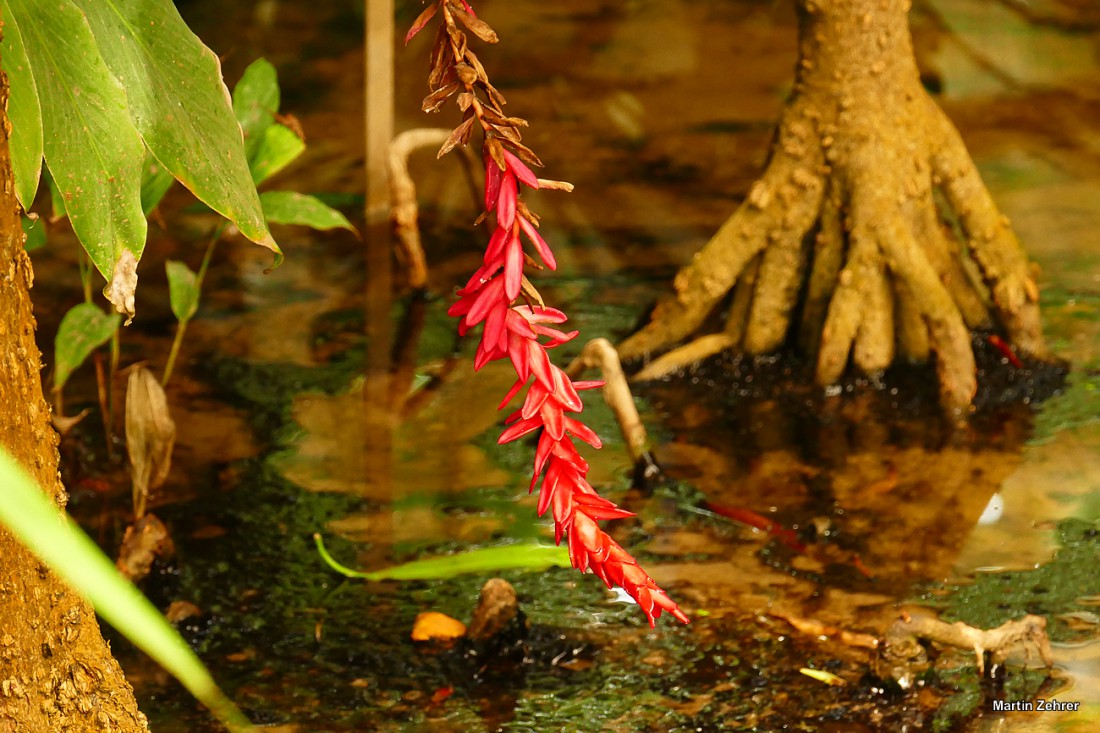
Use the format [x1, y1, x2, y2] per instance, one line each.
[365, 0, 395, 222]
[161, 224, 224, 387]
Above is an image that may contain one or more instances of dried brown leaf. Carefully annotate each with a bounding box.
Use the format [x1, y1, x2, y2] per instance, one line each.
[483, 80, 507, 108]
[478, 105, 527, 129]
[427, 26, 453, 89]
[116, 513, 174, 582]
[536, 179, 575, 192]
[446, 25, 467, 59]
[422, 82, 459, 113]
[437, 116, 476, 158]
[505, 140, 543, 168]
[456, 92, 474, 111]
[485, 137, 506, 172]
[465, 50, 488, 84]
[104, 249, 139, 324]
[447, 1, 498, 43]
[126, 365, 176, 519]
[493, 124, 522, 144]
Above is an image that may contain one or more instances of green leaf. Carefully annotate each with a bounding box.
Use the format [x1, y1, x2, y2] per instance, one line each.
[140, 153, 176, 216]
[232, 58, 279, 160]
[259, 191, 357, 233]
[42, 166, 66, 219]
[249, 124, 305, 185]
[72, 0, 279, 264]
[5, 0, 147, 303]
[165, 260, 200, 323]
[0, 449, 255, 732]
[21, 215, 45, 252]
[315, 535, 572, 581]
[53, 303, 121, 392]
[0, 5, 43, 210]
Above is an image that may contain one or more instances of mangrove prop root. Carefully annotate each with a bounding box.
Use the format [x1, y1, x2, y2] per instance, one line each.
[618, 0, 1049, 412]
[387, 128, 479, 289]
[881, 612, 1053, 682]
[567, 338, 653, 469]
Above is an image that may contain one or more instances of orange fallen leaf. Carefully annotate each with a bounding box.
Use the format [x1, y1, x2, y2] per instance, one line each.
[411, 611, 466, 642]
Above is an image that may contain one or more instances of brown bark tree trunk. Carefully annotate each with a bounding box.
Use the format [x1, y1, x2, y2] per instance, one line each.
[0, 45, 149, 733]
[618, 0, 1048, 413]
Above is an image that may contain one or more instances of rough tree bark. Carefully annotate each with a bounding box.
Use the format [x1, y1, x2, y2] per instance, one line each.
[618, 0, 1048, 412]
[0, 50, 149, 732]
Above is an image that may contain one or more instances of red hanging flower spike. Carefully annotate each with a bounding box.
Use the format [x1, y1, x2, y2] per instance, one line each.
[412, 1, 688, 627]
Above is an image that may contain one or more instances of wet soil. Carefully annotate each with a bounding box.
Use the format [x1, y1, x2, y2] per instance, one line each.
[23, 0, 1100, 731]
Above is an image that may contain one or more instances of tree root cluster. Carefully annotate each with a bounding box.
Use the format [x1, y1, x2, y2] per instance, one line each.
[619, 0, 1049, 413]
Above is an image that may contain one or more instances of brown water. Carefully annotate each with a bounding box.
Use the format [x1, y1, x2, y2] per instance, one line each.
[28, 0, 1100, 730]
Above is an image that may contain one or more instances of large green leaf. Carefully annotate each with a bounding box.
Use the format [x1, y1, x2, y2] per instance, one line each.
[259, 191, 356, 233]
[0, 6, 43, 209]
[53, 303, 121, 392]
[0, 450, 255, 732]
[4, 0, 147, 312]
[73, 0, 279, 265]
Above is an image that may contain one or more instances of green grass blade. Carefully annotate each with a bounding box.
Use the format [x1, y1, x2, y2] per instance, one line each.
[0, 449, 255, 732]
[314, 533, 572, 581]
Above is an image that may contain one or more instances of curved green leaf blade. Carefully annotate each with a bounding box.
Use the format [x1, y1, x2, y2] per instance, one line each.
[0, 5, 43, 209]
[165, 260, 200, 323]
[249, 124, 305, 185]
[315, 535, 572, 581]
[5, 0, 146, 311]
[0, 450, 255, 733]
[53, 303, 121, 392]
[74, 0, 279, 263]
[260, 191, 357, 233]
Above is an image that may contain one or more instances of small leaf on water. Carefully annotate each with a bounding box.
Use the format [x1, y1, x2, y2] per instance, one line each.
[165, 260, 200, 323]
[53, 303, 122, 392]
[104, 249, 140, 324]
[249, 124, 305, 185]
[259, 191, 357, 233]
[126, 365, 176, 520]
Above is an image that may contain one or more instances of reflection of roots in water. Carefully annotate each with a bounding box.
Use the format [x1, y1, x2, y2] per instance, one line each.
[645, 369, 1031, 594]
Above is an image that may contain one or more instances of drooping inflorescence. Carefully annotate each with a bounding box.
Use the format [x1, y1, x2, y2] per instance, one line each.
[407, 0, 687, 626]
